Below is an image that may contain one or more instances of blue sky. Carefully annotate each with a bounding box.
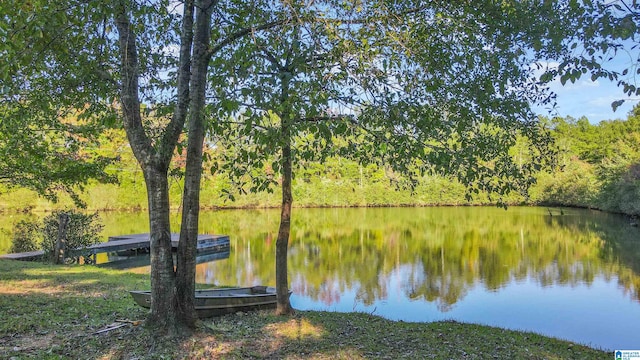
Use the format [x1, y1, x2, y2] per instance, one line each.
[533, 73, 638, 123]
[532, 45, 640, 123]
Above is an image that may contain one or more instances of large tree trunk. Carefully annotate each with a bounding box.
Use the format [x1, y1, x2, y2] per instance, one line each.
[175, 0, 213, 329]
[144, 169, 177, 329]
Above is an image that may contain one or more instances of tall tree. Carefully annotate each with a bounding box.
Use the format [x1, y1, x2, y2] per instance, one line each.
[115, 0, 207, 330]
[114, 0, 282, 331]
[210, 4, 376, 313]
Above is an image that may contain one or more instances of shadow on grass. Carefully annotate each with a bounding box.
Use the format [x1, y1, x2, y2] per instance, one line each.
[185, 310, 609, 360]
[0, 259, 150, 358]
[0, 259, 609, 359]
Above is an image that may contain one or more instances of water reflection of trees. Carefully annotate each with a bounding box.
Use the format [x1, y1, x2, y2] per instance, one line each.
[545, 210, 640, 301]
[47, 207, 639, 309]
[187, 207, 640, 309]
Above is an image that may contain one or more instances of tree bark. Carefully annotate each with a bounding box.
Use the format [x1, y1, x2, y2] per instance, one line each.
[275, 136, 294, 315]
[275, 73, 294, 315]
[144, 169, 176, 330]
[175, 0, 214, 329]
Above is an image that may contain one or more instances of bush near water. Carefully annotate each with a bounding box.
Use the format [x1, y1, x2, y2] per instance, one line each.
[10, 210, 103, 261]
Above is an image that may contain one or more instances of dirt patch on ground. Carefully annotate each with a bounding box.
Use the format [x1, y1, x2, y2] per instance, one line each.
[1, 333, 56, 358]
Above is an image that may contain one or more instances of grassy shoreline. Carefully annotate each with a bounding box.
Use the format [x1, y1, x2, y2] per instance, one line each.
[0, 259, 608, 359]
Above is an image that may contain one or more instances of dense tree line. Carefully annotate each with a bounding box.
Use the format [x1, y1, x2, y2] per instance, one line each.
[534, 104, 640, 215]
[1, 104, 639, 216]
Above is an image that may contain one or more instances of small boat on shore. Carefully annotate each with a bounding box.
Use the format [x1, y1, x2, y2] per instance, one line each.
[129, 286, 287, 317]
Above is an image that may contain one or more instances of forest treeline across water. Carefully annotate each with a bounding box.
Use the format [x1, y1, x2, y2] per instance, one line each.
[1, 107, 640, 216]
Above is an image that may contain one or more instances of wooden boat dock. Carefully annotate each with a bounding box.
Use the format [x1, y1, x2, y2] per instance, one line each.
[0, 233, 230, 262]
[0, 250, 45, 261]
[99, 249, 230, 270]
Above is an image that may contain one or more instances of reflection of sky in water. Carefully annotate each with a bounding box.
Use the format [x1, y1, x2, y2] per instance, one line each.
[291, 268, 639, 351]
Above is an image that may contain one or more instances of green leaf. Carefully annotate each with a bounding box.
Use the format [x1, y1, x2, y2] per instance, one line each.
[560, 74, 568, 85]
[612, 99, 625, 112]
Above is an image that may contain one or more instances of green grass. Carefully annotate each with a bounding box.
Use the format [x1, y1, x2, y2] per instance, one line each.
[0, 259, 609, 359]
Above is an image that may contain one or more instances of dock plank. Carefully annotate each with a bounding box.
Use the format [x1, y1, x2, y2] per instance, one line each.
[0, 250, 45, 261]
[0, 233, 230, 261]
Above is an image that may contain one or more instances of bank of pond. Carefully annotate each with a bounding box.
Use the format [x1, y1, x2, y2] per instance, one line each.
[1, 206, 638, 351]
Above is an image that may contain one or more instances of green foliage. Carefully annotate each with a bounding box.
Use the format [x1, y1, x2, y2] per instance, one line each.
[533, 1, 640, 110]
[0, 0, 119, 203]
[202, 1, 640, 209]
[9, 220, 40, 253]
[1, 0, 639, 218]
[9, 210, 104, 260]
[599, 163, 640, 215]
[3, 103, 640, 216]
[0, 106, 117, 205]
[39, 210, 103, 260]
[210, 1, 586, 204]
[531, 104, 640, 215]
[550, 114, 640, 164]
[531, 160, 600, 207]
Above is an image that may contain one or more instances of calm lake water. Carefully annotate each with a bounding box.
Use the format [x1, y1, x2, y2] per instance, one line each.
[1, 206, 639, 350]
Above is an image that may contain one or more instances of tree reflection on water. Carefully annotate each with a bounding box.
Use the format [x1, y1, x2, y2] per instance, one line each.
[185, 207, 640, 310]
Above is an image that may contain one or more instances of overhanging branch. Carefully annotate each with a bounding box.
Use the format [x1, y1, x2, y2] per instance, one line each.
[207, 19, 286, 57]
[296, 115, 355, 123]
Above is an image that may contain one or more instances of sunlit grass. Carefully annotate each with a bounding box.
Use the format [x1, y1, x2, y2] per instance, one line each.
[264, 318, 325, 340]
